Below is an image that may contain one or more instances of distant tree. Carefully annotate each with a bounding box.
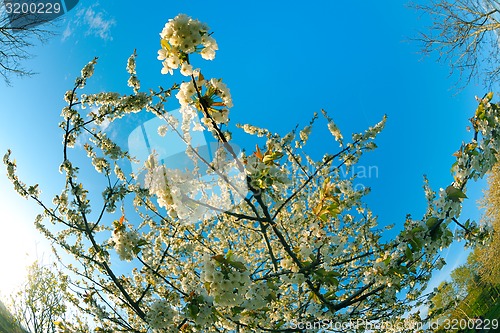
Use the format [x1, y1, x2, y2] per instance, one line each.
[427, 266, 478, 329]
[427, 281, 458, 319]
[0, 299, 27, 333]
[9, 261, 67, 333]
[476, 162, 500, 285]
[427, 246, 500, 330]
[417, 0, 500, 88]
[451, 261, 480, 297]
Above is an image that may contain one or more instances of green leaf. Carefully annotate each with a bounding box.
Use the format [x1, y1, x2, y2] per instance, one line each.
[426, 217, 439, 229]
[212, 255, 226, 264]
[160, 39, 171, 51]
[444, 229, 453, 239]
[185, 302, 200, 317]
[476, 103, 486, 120]
[430, 226, 444, 241]
[409, 236, 421, 252]
[411, 226, 424, 233]
[324, 290, 336, 300]
[314, 268, 327, 277]
[265, 291, 277, 301]
[262, 151, 283, 164]
[312, 269, 340, 287]
[327, 201, 341, 217]
[228, 260, 246, 271]
[230, 306, 245, 316]
[324, 276, 339, 287]
[405, 245, 413, 261]
[484, 92, 494, 103]
[445, 185, 467, 202]
[310, 291, 321, 304]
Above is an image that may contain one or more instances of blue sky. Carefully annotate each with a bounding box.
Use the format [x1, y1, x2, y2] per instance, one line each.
[0, 0, 490, 299]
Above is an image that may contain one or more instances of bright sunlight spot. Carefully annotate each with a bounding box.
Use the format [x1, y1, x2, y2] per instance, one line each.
[0, 183, 49, 298]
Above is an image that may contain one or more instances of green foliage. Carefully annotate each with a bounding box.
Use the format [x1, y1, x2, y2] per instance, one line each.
[427, 250, 500, 331]
[0, 299, 28, 333]
[429, 149, 500, 332]
[445, 185, 468, 202]
[475, 161, 500, 285]
[427, 167, 500, 330]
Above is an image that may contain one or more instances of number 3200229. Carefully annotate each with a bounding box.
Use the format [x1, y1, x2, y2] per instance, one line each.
[440, 318, 499, 331]
[5, 2, 61, 14]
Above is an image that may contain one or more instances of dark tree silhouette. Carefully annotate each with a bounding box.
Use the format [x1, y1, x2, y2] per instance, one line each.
[0, 3, 59, 85]
[417, 0, 500, 88]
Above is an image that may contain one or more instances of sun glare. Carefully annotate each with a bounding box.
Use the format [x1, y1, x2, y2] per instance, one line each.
[0, 189, 49, 299]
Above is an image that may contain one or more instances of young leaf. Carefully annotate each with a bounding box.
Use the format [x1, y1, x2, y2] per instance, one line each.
[445, 185, 467, 202]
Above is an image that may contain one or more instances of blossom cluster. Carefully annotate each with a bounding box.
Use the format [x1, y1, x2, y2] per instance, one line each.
[243, 139, 290, 190]
[146, 299, 177, 331]
[158, 14, 217, 75]
[202, 259, 251, 307]
[111, 222, 141, 261]
[156, 14, 231, 127]
[126, 51, 140, 93]
[244, 153, 289, 190]
[144, 152, 247, 224]
[143, 155, 175, 215]
[200, 254, 271, 312]
[175, 76, 233, 125]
